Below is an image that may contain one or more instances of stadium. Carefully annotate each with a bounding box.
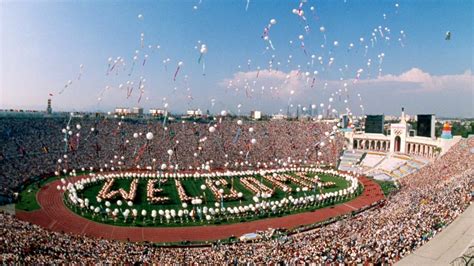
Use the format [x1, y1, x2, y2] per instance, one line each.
[1, 0, 473, 265]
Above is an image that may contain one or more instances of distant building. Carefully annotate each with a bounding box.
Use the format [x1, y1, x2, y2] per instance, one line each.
[131, 107, 144, 116]
[271, 114, 287, 120]
[46, 99, 52, 114]
[114, 107, 130, 115]
[250, 110, 262, 120]
[149, 108, 166, 117]
[341, 114, 349, 128]
[384, 115, 398, 121]
[339, 114, 353, 132]
[186, 109, 202, 117]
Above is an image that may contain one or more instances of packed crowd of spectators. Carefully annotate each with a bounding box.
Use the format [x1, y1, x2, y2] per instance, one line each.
[0, 116, 343, 202]
[1, 120, 472, 263]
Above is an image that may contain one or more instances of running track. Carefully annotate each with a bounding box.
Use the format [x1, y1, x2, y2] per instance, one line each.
[16, 175, 384, 243]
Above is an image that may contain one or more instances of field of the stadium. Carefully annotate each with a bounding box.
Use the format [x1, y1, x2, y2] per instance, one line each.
[63, 171, 354, 226]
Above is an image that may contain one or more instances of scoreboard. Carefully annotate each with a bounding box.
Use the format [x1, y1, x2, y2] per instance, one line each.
[365, 115, 384, 134]
[417, 114, 435, 138]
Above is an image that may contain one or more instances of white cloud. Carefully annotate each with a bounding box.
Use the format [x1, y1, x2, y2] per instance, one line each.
[356, 68, 473, 92]
[220, 67, 473, 97]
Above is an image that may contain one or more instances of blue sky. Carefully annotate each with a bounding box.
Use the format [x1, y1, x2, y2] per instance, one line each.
[1, 0, 472, 117]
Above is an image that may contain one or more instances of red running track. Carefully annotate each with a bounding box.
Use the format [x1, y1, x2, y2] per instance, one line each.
[16, 175, 384, 243]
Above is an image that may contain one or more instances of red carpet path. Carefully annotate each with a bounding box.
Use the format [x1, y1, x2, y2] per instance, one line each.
[16, 175, 384, 243]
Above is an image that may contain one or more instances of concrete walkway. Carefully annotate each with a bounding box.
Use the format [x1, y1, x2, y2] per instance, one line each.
[397, 203, 474, 265]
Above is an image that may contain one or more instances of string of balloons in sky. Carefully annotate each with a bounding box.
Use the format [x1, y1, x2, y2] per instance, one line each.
[50, 0, 408, 123]
[223, 0, 406, 120]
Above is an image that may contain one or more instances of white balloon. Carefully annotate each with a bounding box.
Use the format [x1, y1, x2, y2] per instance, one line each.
[200, 44, 208, 54]
[146, 132, 154, 140]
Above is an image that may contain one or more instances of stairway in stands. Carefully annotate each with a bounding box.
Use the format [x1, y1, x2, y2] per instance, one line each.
[391, 157, 429, 178]
[338, 150, 365, 173]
